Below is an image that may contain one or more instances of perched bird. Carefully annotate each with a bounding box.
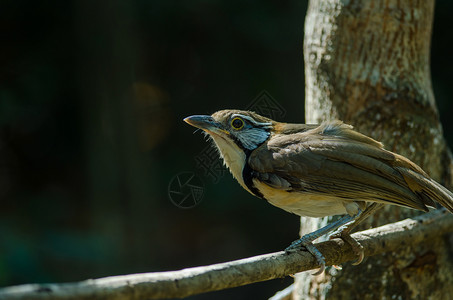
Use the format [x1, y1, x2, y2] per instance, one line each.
[184, 109, 453, 274]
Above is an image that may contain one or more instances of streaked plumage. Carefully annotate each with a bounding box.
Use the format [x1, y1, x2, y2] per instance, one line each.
[184, 109, 453, 273]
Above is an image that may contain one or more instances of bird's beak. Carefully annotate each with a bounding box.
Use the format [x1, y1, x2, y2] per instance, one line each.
[184, 115, 229, 136]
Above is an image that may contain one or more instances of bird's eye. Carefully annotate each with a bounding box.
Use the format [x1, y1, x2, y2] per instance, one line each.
[231, 117, 244, 130]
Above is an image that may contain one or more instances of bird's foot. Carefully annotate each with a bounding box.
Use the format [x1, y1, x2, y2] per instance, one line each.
[285, 239, 326, 275]
[329, 228, 364, 265]
[284, 210, 364, 275]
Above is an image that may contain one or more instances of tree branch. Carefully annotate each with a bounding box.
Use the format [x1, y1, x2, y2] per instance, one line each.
[1, 210, 452, 300]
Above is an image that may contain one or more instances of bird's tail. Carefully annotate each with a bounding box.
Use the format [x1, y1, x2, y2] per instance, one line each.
[399, 167, 453, 213]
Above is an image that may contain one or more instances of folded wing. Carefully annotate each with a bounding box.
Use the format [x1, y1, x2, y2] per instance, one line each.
[249, 120, 453, 213]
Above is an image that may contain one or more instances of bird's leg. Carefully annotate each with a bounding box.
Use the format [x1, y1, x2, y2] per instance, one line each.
[285, 208, 363, 275]
[329, 203, 384, 265]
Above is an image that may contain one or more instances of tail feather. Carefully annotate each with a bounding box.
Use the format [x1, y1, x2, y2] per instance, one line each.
[397, 167, 453, 213]
[425, 178, 453, 213]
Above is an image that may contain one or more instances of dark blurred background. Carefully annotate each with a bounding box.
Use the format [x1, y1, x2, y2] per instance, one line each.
[0, 1, 452, 299]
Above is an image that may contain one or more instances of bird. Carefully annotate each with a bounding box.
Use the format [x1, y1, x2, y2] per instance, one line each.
[184, 109, 453, 274]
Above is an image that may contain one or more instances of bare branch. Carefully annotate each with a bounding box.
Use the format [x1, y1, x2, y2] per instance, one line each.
[1, 210, 452, 300]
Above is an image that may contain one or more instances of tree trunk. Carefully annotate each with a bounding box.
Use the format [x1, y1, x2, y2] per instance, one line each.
[293, 0, 453, 299]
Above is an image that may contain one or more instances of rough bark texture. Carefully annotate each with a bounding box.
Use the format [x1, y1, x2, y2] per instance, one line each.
[295, 0, 453, 299]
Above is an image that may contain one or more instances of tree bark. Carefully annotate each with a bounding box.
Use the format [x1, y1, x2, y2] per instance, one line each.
[294, 0, 453, 299]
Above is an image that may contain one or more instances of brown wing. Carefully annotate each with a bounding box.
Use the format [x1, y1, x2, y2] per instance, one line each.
[249, 120, 453, 212]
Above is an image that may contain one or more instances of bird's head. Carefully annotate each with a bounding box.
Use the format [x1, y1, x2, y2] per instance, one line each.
[184, 110, 274, 152]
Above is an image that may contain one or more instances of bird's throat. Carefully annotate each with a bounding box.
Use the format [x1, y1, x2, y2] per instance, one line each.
[209, 135, 253, 194]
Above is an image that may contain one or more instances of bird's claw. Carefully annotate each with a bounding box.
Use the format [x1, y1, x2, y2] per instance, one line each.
[305, 243, 326, 275]
[285, 209, 366, 275]
[285, 239, 326, 275]
[329, 230, 364, 265]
